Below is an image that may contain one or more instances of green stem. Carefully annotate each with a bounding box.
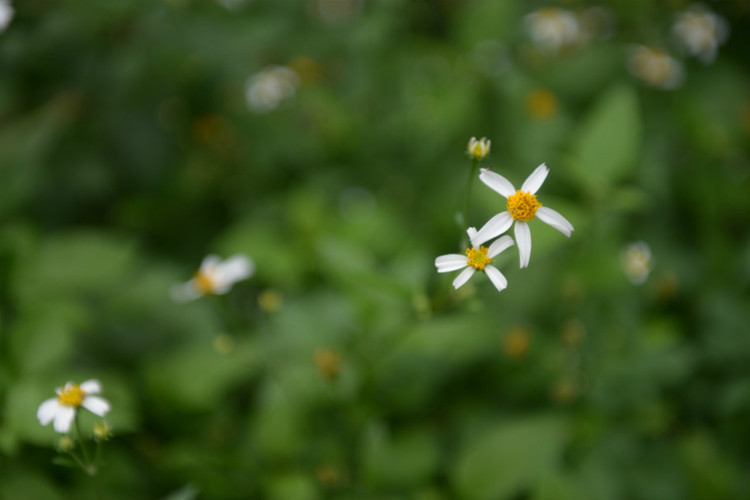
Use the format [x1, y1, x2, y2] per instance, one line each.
[74, 415, 93, 473]
[458, 158, 480, 248]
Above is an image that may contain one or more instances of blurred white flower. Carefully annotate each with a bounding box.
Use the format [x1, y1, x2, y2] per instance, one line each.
[672, 4, 728, 64]
[245, 66, 299, 113]
[171, 254, 254, 302]
[621, 241, 652, 285]
[435, 229, 514, 292]
[37, 380, 111, 434]
[524, 7, 580, 53]
[467, 136, 491, 160]
[627, 45, 684, 90]
[472, 163, 574, 268]
[0, 0, 13, 34]
[313, 0, 362, 24]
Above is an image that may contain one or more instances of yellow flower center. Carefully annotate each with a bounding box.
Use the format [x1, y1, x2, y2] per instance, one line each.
[57, 384, 86, 407]
[193, 270, 216, 295]
[507, 190, 541, 222]
[466, 246, 492, 270]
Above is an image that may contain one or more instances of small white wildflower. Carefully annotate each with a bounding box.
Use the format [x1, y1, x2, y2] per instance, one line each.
[472, 163, 574, 268]
[245, 66, 299, 113]
[627, 45, 684, 90]
[524, 7, 580, 53]
[171, 254, 254, 302]
[672, 4, 728, 64]
[37, 380, 111, 434]
[621, 241, 652, 285]
[435, 229, 514, 292]
[0, 0, 13, 34]
[467, 137, 491, 160]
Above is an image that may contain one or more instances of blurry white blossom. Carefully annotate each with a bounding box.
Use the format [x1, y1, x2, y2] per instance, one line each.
[621, 241, 652, 285]
[627, 45, 684, 90]
[472, 163, 574, 268]
[0, 0, 13, 34]
[37, 380, 111, 434]
[435, 229, 514, 292]
[672, 4, 728, 64]
[312, 0, 362, 24]
[524, 7, 580, 53]
[171, 254, 254, 302]
[245, 66, 299, 113]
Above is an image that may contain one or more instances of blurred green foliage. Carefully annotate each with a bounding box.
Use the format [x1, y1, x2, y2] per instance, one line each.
[1, 0, 749, 499]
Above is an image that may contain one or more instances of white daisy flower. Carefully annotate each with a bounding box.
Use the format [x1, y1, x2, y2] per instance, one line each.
[0, 0, 13, 34]
[627, 45, 684, 90]
[171, 254, 254, 302]
[621, 241, 652, 285]
[435, 229, 514, 292]
[245, 65, 299, 113]
[524, 7, 580, 53]
[672, 4, 728, 64]
[37, 380, 111, 434]
[472, 163, 574, 268]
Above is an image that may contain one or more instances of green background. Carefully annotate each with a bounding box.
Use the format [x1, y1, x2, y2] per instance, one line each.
[1, 0, 749, 499]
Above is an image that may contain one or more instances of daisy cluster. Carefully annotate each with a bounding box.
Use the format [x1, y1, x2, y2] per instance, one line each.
[523, 3, 729, 90]
[435, 138, 574, 293]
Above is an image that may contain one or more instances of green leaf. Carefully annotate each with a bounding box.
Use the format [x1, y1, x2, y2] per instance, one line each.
[453, 415, 568, 500]
[567, 85, 640, 196]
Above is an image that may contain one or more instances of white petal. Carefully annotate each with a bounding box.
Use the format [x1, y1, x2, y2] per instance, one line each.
[521, 163, 549, 194]
[466, 227, 478, 241]
[452, 267, 475, 289]
[79, 380, 101, 394]
[53, 407, 76, 433]
[435, 254, 469, 273]
[200, 254, 221, 273]
[484, 265, 508, 292]
[170, 281, 202, 303]
[479, 169, 516, 198]
[82, 396, 111, 417]
[471, 212, 513, 247]
[514, 221, 532, 268]
[37, 399, 61, 426]
[536, 206, 574, 236]
[487, 235, 515, 258]
[217, 255, 254, 284]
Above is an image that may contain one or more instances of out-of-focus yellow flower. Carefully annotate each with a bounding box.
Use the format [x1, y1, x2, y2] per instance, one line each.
[288, 56, 323, 86]
[552, 378, 578, 403]
[314, 347, 342, 381]
[621, 241, 652, 285]
[213, 333, 235, 355]
[316, 464, 342, 486]
[627, 45, 683, 90]
[561, 319, 585, 346]
[525, 89, 558, 121]
[467, 136, 491, 160]
[258, 289, 283, 313]
[503, 326, 531, 359]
